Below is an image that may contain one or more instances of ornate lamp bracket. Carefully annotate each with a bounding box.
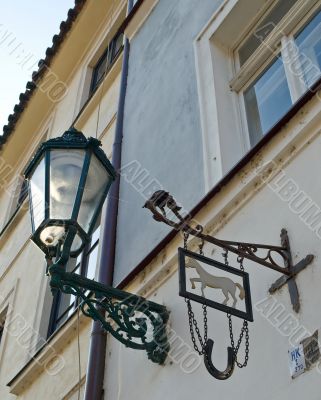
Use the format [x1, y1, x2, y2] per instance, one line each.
[47, 230, 169, 365]
[144, 191, 314, 313]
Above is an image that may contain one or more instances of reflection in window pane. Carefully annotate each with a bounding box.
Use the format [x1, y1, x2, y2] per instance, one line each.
[48, 222, 102, 335]
[244, 56, 292, 146]
[56, 260, 80, 325]
[87, 245, 99, 280]
[113, 33, 123, 57]
[77, 156, 110, 234]
[295, 10, 321, 87]
[50, 150, 84, 220]
[238, 0, 299, 66]
[95, 54, 108, 86]
[91, 224, 100, 246]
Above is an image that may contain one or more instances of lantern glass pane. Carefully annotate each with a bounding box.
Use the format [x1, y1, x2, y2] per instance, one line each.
[29, 156, 46, 230]
[50, 150, 85, 220]
[78, 155, 111, 234]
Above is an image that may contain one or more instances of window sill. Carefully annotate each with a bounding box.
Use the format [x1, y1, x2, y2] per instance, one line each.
[7, 309, 89, 396]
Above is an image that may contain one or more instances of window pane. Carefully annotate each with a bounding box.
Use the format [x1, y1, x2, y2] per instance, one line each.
[91, 52, 108, 93]
[91, 224, 100, 245]
[50, 150, 84, 220]
[77, 156, 111, 234]
[244, 56, 292, 146]
[90, 33, 124, 95]
[55, 260, 79, 327]
[95, 54, 108, 84]
[47, 223, 101, 335]
[30, 157, 45, 230]
[239, 0, 299, 66]
[86, 244, 99, 280]
[113, 33, 123, 59]
[295, 10, 321, 87]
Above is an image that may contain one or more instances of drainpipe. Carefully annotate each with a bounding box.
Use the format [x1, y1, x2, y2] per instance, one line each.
[84, 1, 133, 399]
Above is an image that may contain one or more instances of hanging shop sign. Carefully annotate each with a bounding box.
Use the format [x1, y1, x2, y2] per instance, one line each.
[144, 190, 315, 380]
[179, 248, 253, 322]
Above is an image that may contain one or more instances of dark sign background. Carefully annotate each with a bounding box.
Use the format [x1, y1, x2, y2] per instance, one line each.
[179, 248, 253, 322]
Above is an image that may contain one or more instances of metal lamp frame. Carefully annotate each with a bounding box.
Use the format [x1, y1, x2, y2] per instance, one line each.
[25, 128, 116, 257]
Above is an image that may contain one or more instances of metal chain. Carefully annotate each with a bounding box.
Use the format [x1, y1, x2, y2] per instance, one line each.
[185, 299, 208, 355]
[222, 248, 229, 266]
[224, 252, 250, 368]
[227, 314, 249, 368]
[184, 234, 208, 355]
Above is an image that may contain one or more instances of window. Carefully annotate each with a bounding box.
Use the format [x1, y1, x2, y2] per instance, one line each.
[47, 223, 101, 336]
[3, 177, 28, 228]
[243, 56, 292, 145]
[195, 0, 321, 189]
[235, 1, 321, 146]
[90, 32, 124, 94]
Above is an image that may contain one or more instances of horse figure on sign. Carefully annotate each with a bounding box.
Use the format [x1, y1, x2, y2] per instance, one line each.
[186, 258, 245, 308]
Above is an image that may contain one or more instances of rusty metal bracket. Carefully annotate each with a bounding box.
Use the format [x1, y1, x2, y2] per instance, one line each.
[269, 230, 314, 312]
[144, 190, 314, 313]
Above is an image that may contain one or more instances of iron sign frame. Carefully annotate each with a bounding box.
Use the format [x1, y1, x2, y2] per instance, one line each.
[179, 248, 253, 322]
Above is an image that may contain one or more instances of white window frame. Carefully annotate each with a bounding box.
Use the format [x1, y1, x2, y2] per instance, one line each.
[194, 0, 321, 191]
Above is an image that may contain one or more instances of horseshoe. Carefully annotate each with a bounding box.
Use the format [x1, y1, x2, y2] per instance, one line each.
[204, 339, 235, 380]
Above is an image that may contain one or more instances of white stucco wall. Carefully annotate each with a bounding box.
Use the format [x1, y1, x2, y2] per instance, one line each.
[104, 90, 321, 399]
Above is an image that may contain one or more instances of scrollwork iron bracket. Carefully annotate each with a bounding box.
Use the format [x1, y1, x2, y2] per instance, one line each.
[144, 190, 314, 312]
[47, 248, 169, 365]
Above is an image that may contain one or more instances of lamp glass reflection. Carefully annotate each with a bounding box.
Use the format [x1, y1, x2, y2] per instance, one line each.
[29, 156, 45, 230]
[77, 155, 111, 233]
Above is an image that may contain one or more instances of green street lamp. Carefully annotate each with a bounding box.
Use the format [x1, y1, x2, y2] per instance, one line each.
[24, 127, 116, 257]
[24, 128, 169, 365]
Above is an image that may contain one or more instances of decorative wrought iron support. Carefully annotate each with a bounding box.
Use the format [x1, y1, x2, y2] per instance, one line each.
[47, 228, 169, 365]
[144, 191, 314, 312]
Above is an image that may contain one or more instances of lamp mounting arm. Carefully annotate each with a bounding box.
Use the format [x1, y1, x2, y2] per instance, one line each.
[47, 245, 169, 365]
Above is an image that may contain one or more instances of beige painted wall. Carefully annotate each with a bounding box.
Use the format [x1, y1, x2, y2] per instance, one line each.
[0, 0, 125, 398]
